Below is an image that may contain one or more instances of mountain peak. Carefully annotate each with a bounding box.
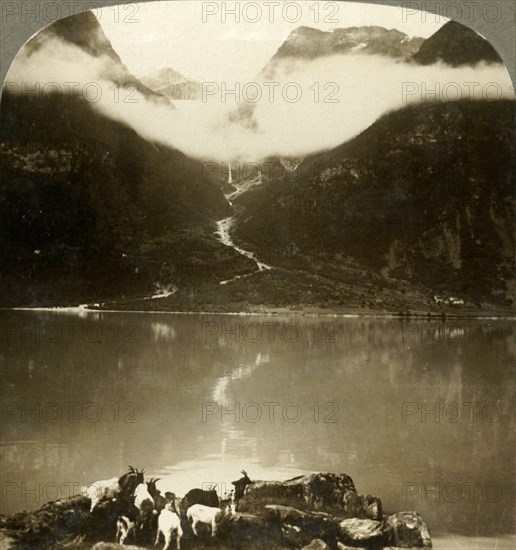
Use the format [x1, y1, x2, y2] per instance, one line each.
[21, 11, 167, 103]
[139, 68, 203, 100]
[26, 11, 119, 61]
[273, 25, 424, 61]
[412, 20, 503, 66]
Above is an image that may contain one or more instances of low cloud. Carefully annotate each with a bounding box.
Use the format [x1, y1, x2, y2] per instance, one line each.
[4, 36, 514, 164]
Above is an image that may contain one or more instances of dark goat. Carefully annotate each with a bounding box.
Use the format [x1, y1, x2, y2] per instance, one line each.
[147, 477, 167, 512]
[180, 488, 219, 516]
[165, 492, 182, 515]
[232, 470, 254, 499]
[118, 466, 144, 502]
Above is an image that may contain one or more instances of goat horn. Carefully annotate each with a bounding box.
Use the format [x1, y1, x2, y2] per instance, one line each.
[155, 478, 161, 483]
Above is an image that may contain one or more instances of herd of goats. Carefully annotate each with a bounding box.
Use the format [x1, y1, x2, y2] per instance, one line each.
[82, 466, 254, 549]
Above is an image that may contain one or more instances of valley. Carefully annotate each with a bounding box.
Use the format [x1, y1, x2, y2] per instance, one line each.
[0, 14, 514, 316]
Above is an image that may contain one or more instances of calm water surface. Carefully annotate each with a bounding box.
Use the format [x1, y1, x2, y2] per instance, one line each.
[0, 311, 514, 544]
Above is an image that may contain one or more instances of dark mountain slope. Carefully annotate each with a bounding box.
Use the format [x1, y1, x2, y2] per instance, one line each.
[0, 12, 255, 307]
[233, 100, 516, 307]
[0, 89, 254, 306]
[23, 11, 167, 102]
[412, 20, 503, 66]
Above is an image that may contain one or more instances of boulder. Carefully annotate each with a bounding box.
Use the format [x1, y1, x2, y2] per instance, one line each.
[217, 511, 283, 544]
[265, 505, 340, 547]
[383, 512, 432, 548]
[339, 518, 384, 547]
[303, 539, 332, 550]
[338, 544, 367, 550]
[239, 473, 357, 515]
[343, 492, 382, 521]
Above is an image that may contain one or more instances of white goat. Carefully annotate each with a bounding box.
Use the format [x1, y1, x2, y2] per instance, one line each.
[186, 503, 227, 538]
[155, 505, 183, 550]
[116, 515, 135, 545]
[82, 477, 119, 512]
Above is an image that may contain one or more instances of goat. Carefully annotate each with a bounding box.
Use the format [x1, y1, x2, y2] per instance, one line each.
[147, 478, 167, 513]
[165, 492, 182, 515]
[83, 466, 145, 512]
[119, 466, 144, 499]
[186, 504, 225, 538]
[82, 477, 119, 512]
[134, 482, 155, 532]
[219, 489, 236, 514]
[232, 470, 254, 500]
[180, 488, 219, 516]
[116, 515, 135, 545]
[155, 504, 183, 550]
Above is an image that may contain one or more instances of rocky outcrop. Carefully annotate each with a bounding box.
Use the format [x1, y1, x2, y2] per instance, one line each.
[217, 511, 283, 544]
[239, 473, 381, 521]
[239, 473, 360, 515]
[0, 495, 91, 548]
[0, 474, 432, 550]
[339, 518, 384, 547]
[265, 505, 340, 547]
[343, 492, 382, 521]
[383, 512, 432, 548]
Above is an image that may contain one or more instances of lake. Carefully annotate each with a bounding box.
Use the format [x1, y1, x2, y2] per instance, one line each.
[0, 311, 514, 546]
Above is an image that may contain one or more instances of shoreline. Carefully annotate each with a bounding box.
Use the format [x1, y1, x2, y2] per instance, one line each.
[2, 306, 515, 320]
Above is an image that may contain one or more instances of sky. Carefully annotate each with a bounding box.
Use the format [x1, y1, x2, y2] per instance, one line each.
[96, 1, 447, 81]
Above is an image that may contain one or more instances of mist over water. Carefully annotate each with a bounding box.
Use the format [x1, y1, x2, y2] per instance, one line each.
[4, 35, 514, 163]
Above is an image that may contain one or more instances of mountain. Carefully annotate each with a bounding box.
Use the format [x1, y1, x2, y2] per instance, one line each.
[0, 12, 254, 307]
[23, 11, 168, 103]
[232, 100, 516, 308]
[273, 25, 424, 60]
[228, 25, 424, 135]
[412, 20, 503, 66]
[140, 68, 203, 100]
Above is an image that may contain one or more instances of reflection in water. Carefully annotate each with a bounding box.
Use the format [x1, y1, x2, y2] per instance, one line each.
[0, 311, 514, 543]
